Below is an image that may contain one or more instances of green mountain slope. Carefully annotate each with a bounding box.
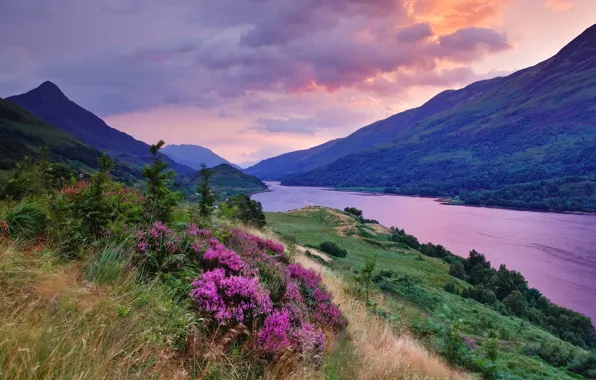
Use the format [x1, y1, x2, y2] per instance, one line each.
[279, 25, 596, 212]
[0, 98, 140, 182]
[6, 82, 195, 175]
[177, 164, 268, 199]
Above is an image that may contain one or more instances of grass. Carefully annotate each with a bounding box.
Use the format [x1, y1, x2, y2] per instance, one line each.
[0, 240, 194, 380]
[297, 253, 468, 380]
[266, 206, 583, 379]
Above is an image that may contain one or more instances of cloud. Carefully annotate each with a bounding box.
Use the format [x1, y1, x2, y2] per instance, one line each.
[396, 23, 434, 42]
[0, 0, 521, 163]
[545, 0, 575, 11]
[255, 117, 318, 135]
[435, 26, 511, 61]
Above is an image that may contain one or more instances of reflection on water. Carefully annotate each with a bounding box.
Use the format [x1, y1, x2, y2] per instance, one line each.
[253, 182, 596, 321]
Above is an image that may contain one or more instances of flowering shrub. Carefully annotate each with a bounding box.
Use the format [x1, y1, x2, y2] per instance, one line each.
[227, 229, 285, 258]
[286, 264, 343, 328]
[135, 221, 188, 274]
[203, 243, 245, 274]
[294, 322, 325, 359]
[190, 268, 272, 323]
[258, 309, 293, 353]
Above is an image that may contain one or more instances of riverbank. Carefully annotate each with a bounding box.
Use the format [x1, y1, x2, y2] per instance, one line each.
[266, 206, 595, 379]
[253, 182, 596, 322]
[332, 186, 596, 215]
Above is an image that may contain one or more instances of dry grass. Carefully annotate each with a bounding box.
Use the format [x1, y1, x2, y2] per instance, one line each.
[0, 241, 191, 380]
[295, 254, 470, 380]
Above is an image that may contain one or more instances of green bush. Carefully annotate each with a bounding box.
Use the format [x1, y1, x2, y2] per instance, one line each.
[568, 352, 596, 378]
[523, 341, 576, 367]
[319, 241, 347, 258]
[449, 261, 466, 280]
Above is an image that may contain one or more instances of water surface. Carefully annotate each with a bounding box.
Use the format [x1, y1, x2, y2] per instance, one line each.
[253, 182, 596, 321]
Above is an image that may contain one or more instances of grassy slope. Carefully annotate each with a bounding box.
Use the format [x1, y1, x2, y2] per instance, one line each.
[0, 241, 192, 379]
[266, 207, 584, 379]
[177, 164, 268, 199]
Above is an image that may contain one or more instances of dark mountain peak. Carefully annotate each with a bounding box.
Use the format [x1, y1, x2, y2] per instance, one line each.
[554, 24, 596, 60]
[32, 81, 69, 101]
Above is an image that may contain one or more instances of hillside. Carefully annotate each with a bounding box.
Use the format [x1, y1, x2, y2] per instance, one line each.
[6, 82, 194, 175]
[177, 164, 268, 199]
[250, 25, 596, 212]
[162, 144, 239, 170]
[0, 97, 139, 182]
[267, 206, 596, 379]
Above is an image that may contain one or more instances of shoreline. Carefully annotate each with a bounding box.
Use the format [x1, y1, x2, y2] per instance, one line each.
[325, 186, 596, 216]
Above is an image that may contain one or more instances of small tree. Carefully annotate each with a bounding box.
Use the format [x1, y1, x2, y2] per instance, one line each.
[142, 140, 181, 222]
[226, 194, 266, 228]
[85, 151, 114, 237]
[197, 164, 215, 220]
[357, 259, 376, 305]
[484, 338, 499, 362]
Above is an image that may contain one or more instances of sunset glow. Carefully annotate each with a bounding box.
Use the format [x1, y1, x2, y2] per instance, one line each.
[1, 0, 594, 166]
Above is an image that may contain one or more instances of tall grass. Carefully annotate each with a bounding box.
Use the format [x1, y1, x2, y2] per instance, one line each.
[0, 200, 47, 239]
[0, 241, 194, 380]
[295, 254, 469, 380]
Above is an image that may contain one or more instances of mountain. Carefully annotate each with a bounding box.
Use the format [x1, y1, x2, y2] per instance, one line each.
[177, 163, 268, 199]
[161, 144, 239, 170]
[252, 25, 596, 212]
[0, 97, 140, 181]
[6, 82, 195, 174]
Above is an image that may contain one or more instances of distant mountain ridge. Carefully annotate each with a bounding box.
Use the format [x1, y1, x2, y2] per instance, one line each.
[161, 144, 239, 170]
[247, 24, 596, 212]
[6, 82, 195, 174]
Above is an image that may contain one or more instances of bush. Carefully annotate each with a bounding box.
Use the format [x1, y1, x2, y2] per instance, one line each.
[389, 227, 419, 249]
[344, 207, 362, 217]
[443, 281, 458, 294]
[449, 261, 466, 280]
[522, 341, 577, 367]
[568, 352, 596, 378]
[319, 241, 347, 258]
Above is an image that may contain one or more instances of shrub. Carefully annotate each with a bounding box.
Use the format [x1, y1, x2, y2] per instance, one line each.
[190, 268, 272, 324]
[568, 352, 596, 378]
[523, 341, 576, 367]
[389, 227, 419, 249]
[134, 221, 190, 275]
[443, 281, 458, 294]
[449, 261, 467, 280]
[344, 207, 363, 217]
[257, 308, 292, 353]
[286, 263, 343, 328]
[319, 241, 347, 258]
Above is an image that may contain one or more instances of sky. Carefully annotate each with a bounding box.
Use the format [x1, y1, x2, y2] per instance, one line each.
[1, 0, 595, 167]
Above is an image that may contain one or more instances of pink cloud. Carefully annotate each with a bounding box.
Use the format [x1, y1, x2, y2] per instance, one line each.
[545, 0, 575, 11]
